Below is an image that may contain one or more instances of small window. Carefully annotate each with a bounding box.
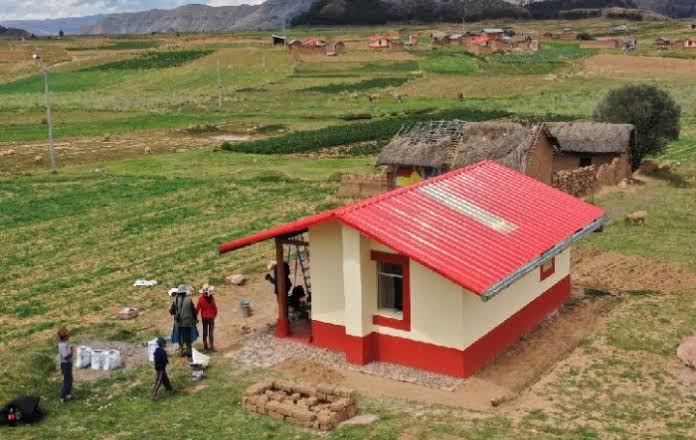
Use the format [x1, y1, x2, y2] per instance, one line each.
[579, 157, 592, 167]
[377, 262, 403, 313]
[371, 251, 411, 331]
[540, 257, 555, 281]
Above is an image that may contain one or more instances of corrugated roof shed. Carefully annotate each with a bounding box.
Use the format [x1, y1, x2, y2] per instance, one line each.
[219, 161, 605, 300]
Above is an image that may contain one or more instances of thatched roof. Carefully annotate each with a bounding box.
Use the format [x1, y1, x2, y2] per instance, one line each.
[546, 122, 635, 154]
[376, 120, 543, 173]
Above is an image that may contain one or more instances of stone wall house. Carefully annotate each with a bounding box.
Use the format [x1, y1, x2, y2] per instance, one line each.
[546, 122, 634, 183]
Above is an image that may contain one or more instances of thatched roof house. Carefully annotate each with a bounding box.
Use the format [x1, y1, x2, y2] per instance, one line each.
[546, 122, 634, 154]
[546, 122, 634, 178]
[377, 121, 555, 185]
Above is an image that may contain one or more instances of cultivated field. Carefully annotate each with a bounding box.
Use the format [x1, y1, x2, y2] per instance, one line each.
[1, 17, 696, 439]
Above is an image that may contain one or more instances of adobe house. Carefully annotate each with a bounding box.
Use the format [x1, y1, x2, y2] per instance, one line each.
[483, 28, 505, 40]
[685, 38, 696, 49]
[368, 35, 391, 49]
[547, 122, 634, 179]
[376, 121, 555, 186]
[218, 161, 606, 377]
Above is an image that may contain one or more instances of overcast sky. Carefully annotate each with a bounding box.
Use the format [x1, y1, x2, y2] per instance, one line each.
[0, 0, 266, 21]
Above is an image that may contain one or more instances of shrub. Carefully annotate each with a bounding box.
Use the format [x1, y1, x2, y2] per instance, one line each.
[594, 84, 681, 170]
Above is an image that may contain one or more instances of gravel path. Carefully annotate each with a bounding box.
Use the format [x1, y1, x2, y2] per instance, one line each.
[229, 326, 464, 391]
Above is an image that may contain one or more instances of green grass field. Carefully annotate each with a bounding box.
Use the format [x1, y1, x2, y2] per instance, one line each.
[2, 18, 696, 439]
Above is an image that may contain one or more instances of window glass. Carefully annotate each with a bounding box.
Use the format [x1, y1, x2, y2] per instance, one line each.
[377, 262, 403, 311]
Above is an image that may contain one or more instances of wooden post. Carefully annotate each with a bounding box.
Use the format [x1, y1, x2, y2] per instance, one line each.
[274, 237, 290, 337]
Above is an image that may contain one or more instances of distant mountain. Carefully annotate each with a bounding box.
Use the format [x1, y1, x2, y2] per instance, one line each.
[0, 25, 30, 39]
[1, 15, 103, 36]
[511, 0, 695, 18]
[292, 0, 530, 25]
[83, 0, 314, 35]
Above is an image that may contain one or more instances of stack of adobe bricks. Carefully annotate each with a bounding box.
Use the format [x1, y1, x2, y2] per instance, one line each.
[242, 380, 357, 431]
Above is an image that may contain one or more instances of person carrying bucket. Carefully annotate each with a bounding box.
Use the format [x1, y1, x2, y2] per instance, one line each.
[196, 283, 218, 352]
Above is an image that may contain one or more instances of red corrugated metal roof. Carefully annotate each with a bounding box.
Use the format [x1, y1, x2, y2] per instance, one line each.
[218, 161, 605, 298]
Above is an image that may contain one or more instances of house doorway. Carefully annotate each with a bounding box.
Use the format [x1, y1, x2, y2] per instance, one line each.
[272, 234, 312, 343]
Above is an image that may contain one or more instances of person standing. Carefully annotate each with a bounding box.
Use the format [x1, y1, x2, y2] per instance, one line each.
[169, 284, 197, 360]
[196, 284, 218, 352]
[151, 337, 174, 399]
[57, 327, 74, 403]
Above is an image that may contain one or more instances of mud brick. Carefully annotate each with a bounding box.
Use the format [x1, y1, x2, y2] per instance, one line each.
[326, 395, 337, 403]
[346, 404, 357, 418]
[317, 413, 333, 425]
[316, 392, 326, 400]
[245, 404, 257, 413]
[277, 402, 296, 417]
[316, 384, 335, 395]
[329, 398, 349, 412]
[312, 420, 321, 430]
[293, 384, 314, 396]
[264, 389, 274, 398]
[293, 408, 317, 423]
[334, 386, 358, 400]
[265, 400, 281, 413]
[268, 411, 285, 421]
[333, 409, 347, 422]
[257, 394, 269, 404]
[275, 380, 293, 393]
[305, 396, 319, 406]
[290, 392, 301, 402]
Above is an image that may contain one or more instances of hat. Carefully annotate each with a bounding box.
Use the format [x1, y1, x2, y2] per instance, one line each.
[267, 261, 277, 271]
[156, 336, 166, 347]
[168, 288, 178, 297]
[200, 283, 215, 295]
[177, 284, 190, 294]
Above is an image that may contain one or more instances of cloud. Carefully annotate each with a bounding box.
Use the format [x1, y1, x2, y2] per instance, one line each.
[0, 0, 266, 21]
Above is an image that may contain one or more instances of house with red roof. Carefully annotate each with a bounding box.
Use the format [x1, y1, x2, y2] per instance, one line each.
[368, 35, 392, 49]
[218, 161, 605, 377]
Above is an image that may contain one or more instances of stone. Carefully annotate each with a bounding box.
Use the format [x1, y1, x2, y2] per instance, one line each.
[268, 411, 285, 421]
[226, 274, 247, 285]
[338, 414, 379, 427]
[677, 336, 696, 368]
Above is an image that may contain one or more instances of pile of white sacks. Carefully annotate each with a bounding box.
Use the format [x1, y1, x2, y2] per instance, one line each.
[75, 346, 122, 371]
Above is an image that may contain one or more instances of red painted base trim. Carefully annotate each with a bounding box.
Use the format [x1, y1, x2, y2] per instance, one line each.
[309, 275, 571, 377]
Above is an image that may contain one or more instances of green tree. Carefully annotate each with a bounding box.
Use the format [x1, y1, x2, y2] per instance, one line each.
[594, 84, 681, 171]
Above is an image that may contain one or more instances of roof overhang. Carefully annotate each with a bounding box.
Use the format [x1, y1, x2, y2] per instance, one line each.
[481, 215, 607, 301]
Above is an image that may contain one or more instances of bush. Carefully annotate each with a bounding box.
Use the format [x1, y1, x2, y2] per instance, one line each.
[576, 32, 594, 41]
[594, 84, 681, 170]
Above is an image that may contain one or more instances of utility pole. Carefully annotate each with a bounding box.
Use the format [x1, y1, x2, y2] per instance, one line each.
[33, 53, 57, 173]
[217, 58, 223, 108]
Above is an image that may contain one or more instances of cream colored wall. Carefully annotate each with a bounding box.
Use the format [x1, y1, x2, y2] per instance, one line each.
[310, 222, 571, 352]
[308, 221, 345, 326]
[458, 248, 571, 348]
[363, 239, 466, 349]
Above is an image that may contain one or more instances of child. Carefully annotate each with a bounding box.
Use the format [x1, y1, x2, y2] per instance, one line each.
[196, 284, 218, 352]
[151, 337, 174, 399]
[57, 327, 74, 403]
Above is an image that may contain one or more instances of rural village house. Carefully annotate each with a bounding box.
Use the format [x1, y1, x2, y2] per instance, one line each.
[546, 122, 634, 181]
[376, 121, 555, 186]
[218, 161, 606, 377]
[368, 35, 392, 49]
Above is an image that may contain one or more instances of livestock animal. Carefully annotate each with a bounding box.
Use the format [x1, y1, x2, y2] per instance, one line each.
[625, 211, 648, 226]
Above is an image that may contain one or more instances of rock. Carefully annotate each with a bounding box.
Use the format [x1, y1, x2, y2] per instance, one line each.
[102, 133, 111, 142]
[176, 149, 187, 153]
[33, 155, 43, 163]
[490, 396, 507, 407]
[226, 274, 248, 285]
[338, 414, 379, 427]
[677, 336, 696, 368]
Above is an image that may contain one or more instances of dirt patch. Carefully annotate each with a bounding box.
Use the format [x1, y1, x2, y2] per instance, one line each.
[583, 54, 696, 80]
[475, 285, 617, 392]
[275, 357, 345, 384]
[572, 246, 696, 294]
[57, 340, 147, 382]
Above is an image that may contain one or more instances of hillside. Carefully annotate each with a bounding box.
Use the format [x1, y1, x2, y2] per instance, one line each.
[0, 25, 30, 39]
[1, 15, 103, 36]
[83, 0, 314, 35]
[292, 0, 530, 25]
[525, 0, 696, 18]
